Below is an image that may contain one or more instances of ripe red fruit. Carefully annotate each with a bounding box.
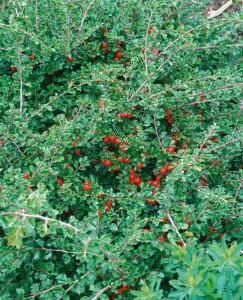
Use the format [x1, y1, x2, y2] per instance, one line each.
[23, 173, 30, 179]
[125, 62, 130, 66]
[98, 100, 104, 108]
[130, 168, 135, 174]
[159, 168, 167, 175]
[158, 237, 166, 242]
[211, 138, 218, 143]
[136, 163, 143, 169]
[181, 144, 186, 149]
[134, 177, 141, 185]
[167, 146, 175, 153]
[32, 64, 38, 69]
[0, 140, 4, 146]
[161, 217, 167, 223]
[57, 179, 64, 185]
[166, 164, 173, 171]
[103, 49, 108, 54]
[74, 149, 81, 155]
[101, 42, 108, 49]
[106, 200, 112, 207]
[208, 226, 214, 233]
[152, 190, 157, 195]
[66, 164, 71, 169]
[152, 48, 159, 55]
[116, 51, 122, 58]
[114, 57, 119, 62]
[29, 54, 35, 60]
[177, 240, 184, 247]
[102, 28, 108, 33]
[67, 57, 73, 62]
[101, 159, 112, 167]
[26, 185, 33, 189]
[70, 140, 77, 146]
[83, 185, 91, 192]
[141, 49, 145, 53]
[166, 109, 172, 115]
[103, 136, 109, 143]
[200, 180, 206, 186]
[142, 229, 149, 234]
[11, 66, 17, 72]
[98, 193, 104, 198]
[200, 93, 205, 102]
[211, 160, 218, 166]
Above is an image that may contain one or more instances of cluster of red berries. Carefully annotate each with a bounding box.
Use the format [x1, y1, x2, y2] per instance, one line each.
[129, 168, 141, 187]
[165, 109, 173, 124]
[114, 51, 122, 62]
[103, 135, 121, 145]
[117, 285, 131, 295]
[105, 200, 112, 212]
[0, 140, 4, 146]
[200, 178, 206, 186]
[83, 181, 91, 192]
[158, 232, 166, 242]
[146, 199, 158, 206]
[185, 215, 192, 225]
[118, 157, 131, 164]
[101, 159, 112, 167]
[116, 112, 132, 118]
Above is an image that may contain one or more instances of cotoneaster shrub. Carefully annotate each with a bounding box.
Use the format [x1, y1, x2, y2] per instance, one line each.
[0, 0, 242, 299]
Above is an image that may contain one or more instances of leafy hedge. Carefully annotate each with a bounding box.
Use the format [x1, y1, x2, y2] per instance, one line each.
[0, 0, 242, 299]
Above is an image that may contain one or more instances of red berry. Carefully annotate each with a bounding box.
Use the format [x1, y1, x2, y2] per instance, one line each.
[166, 109, 172, 115]
[83, 185, 91, 192]
[158, 237, 166, 242]
[211, 160, 218, 166]
[101, 42, 108, 49]
[161, 217, 167, 223]
[125, 62, 130, 66]
[211, 138, 218, 143]
[159, 168, 167, 175]
[66, 164, 71, 169]
[103, 49, 108, 54]
[70, 140, 77, 146]
[141, 49, 145, 53]
[74, 149, 81, 155]
[103, 136, 109, 143]
[98, 193, 104, 198]
[26, 185, 33, 189]
[102, 28, 108, 33]
[166, 164, 173, 171]
[32, 64, 38, 69]
[177, 240, 184, 247]
[130, 168, 135, 174]
[167, 146, 175, 153]
[11, 66, 17, 72]
[67, 57, 73, 62]
[114, 57, 119, 62]
[134, 177, 141, 185]
[181, 144, 186, 149]
[57, 179, 64, 185]
[106, 200, 112, 207]
[94, 129, 97, 134]
[116, 51, 122, 58]
[208, 226, 214, 233]
[29, 54, 35, 60]
[200, 180, 206, 186]
[0, 140, 4, 146]
[137, 163, 143, 169]
[23, 173, 30, 179]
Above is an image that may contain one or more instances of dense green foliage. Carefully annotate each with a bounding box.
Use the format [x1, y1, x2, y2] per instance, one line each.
[0, 0, 242, 299]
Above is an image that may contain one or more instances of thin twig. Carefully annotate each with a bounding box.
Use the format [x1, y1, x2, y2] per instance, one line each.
[16, 40, 23, 116]
[91, 275, 129, 300]
[166, 209, 186, 247]
[154, 107, 166, 153]
[0, 211, 80, 233]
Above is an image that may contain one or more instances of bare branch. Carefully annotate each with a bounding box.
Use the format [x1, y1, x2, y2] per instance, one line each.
[0, 211, 80, 233]
[166, 209, 186, 247]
